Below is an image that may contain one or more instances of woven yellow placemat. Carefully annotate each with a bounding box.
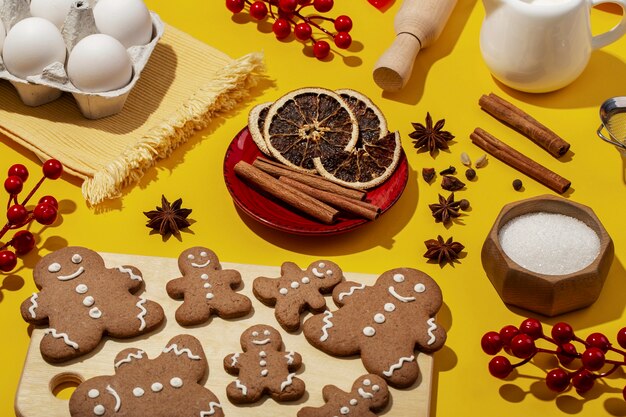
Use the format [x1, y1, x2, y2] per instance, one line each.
[0, 24, 264, 205]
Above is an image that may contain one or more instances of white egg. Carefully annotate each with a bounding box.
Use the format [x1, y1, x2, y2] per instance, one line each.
[93, 0, 153, 48]
[2, 17, 66, 79]
[0, 20, 5, 54]
[67, 34, 133, 92]
[30, 0, 74, 29]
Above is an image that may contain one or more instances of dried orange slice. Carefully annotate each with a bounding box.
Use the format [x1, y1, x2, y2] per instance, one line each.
[314, 131, 402, 189]
[248, 102, 272, 156]
[336, 88, 388, 145]
[263, 87, 359, 173]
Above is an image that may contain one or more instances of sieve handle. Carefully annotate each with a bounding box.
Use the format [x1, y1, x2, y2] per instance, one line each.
[597, 124, 626, 149]
[590, 0, 626, 49]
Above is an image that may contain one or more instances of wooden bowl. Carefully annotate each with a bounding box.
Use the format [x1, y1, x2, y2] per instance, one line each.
[481, 195, 614, 316]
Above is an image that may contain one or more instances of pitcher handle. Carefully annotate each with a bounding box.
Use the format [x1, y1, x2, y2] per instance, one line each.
[590, 0, 626, 49]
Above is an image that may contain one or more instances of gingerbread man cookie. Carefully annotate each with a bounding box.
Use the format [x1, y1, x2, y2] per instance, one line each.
[166, 247, 252, 326]
[253, 260, 343, 331]
[20, 247, 165, 363]
[298, 374, 390, 417]
[69, 334, 224, 417]
[223, 324, 305, 403]
[303, 268, 446, 388]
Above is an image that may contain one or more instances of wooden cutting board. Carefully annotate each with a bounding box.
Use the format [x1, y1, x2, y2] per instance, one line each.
[15, 252, 433, 417]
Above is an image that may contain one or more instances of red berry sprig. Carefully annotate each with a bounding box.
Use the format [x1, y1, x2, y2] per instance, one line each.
[482, 319, 626, 400]
[226, 0, 354, 60]
[0, 160, 63, 272]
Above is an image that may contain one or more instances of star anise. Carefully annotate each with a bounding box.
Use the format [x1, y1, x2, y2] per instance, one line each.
[144, 195, 192, 236]
[409, 112, 455, 157]
[424, 235, 465, 266]
[429, 193, 461, 224]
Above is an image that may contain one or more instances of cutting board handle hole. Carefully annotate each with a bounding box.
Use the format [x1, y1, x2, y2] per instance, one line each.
[50, 372, 84, 400]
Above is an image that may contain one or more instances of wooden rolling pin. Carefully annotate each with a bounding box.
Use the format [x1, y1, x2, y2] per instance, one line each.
[373, 0, 457, 92]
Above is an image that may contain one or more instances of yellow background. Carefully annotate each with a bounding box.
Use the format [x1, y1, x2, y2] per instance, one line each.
[2, 1, 626, 416]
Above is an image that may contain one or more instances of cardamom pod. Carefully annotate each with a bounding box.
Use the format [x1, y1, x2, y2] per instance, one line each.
[475, 154, 488, 168]
[460, 152, 471, 167]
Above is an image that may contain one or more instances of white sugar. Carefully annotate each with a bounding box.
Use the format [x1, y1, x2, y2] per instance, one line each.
[498, 212, 600, 275]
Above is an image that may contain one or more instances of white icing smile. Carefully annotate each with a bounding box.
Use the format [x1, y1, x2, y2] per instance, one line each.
[388, 286, 416, 303]
[358, 387, 373, 399]
[191, 259, 211, 268]
[252, 338, 271, 345]
[57, 266, 85, 281]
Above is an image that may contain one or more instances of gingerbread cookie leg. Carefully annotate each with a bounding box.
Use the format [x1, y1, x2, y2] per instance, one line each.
[361, 343, 420, 388]
[211, 294, 253, 319]
[174, 298, 213, 326]
[270, 373, 306, 402]
[40, 326, 95, 363]
[226, 379, 263, 403]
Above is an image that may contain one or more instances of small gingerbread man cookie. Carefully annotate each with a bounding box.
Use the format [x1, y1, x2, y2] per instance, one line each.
[166, 247, 252, 326]
[303, 267, 447, 388]
[69, 334, 224, 417]
[298, 374, 390, 417]
[223, 324, 305, 403]
[20, 247, 165, 363]
[253, 260, 343, 331]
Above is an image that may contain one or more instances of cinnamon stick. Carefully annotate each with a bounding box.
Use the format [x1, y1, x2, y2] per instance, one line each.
[234, 161, 338, 224]
[470, 128, 571, 193]
[279, 176, 380, 221]
[479, 93, 571, 158]
[253, 157, 366, 201]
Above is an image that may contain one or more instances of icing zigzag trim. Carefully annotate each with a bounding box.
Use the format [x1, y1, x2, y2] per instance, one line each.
[114, 350, 145, 368]
[44, 328, 79, 349]
[28, 293, 38, 318]
[427, 317, 437, 345]
[117, 266, 142, 281]
[285, 351, 294, 365]
[200, 402, 222, 416]
[337, 283, 366, 301]
[280, 373, 296, 392]
[136, 298, 148, 331]
[383, 355, 415, 377]
[320, 310, 334, 342]
[163, 343, 201, 360]
[235, 379, 247, 396]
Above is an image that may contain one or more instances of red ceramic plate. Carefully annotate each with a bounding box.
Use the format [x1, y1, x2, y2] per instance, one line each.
[223, 127, 409, 235]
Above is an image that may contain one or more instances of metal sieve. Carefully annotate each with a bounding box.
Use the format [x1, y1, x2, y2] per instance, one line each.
[598, 96, 626, 151]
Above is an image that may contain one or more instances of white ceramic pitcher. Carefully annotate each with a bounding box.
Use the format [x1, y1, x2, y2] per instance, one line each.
[480, 0, 626, 93]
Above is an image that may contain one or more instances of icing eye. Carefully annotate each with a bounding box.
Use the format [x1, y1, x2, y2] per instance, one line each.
[363, 379, 371, 386]
[393, 274, 405, 283]
[187, 254, 195, 260]
[252, 331, 259, 337]
[326, 270, 333, 275]
[48, 262, 61, 273]
[384, 303, 396, 312]
[318, 262, 326, 268]
[87, 389, 100, 398]
[71, 254, 82, 264]
[93, 405, 105, 416]
[372, 385, 380, 392]
[414, 283, 426, 293]
[263, 330, 271, 336]
[200, 251, 207, 257]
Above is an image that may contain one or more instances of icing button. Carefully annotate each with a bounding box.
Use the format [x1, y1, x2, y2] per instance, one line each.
[89, 307, 102, 319]
[340, 406, 350, 415]
[203, 283, 211, 289]
[206, 293, 215, 300]
[75, 284, 88, 294]
[350, 399, 358, 406]
[301, 277, 310, 284]
[259, 351, 267, 357]
[201, 273, 209, 280]
[261, 369, 269, 377]
[151, 382, 163, 392]
[83, 296, 95, 307]
[363, 326, 376, 337]
[133, 387, 144, 397]
[260, 360, 267, 366]
[279, 288, 288, 295]
[170, 377, 183, 388]
[374, 313, 386, 324]
[290, 281, 300, 289]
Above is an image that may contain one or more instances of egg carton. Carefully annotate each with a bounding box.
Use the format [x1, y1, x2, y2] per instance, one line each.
[0, 0, 164, 119]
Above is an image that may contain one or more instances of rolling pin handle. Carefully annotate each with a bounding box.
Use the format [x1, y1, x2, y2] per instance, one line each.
[373, 32, 422, 92]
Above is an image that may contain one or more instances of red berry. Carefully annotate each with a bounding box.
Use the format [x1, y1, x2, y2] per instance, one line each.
[313, 40, 330, 59]
[481, 331, 503, 355]
[272, 18, 291, 39]
[581, 347, 605, 371]
[0, 250, 17, 272]
[7, 204, 28, 225]
[618, 328, 626, 349]
[499, 325, 519, 347]
[510, 333, 536, 359]
[279, 0, 298, 12]
[519, 318, 543, 340]
[226, 0, 245, 13]
[38, 195, 59, 210]
[488, 356, 513, 379]
[294, 22, 312, 40]
[586, 332, 610, 352]
[4, 175, 23, 195]
[571, 369, 595, 393]
[249, 1, 268, 19]
[551, 322, 574, 345]
[12, 230, 35, 255]
[42, 159, 63, 180]
[557, 342, 578, 366]
[8, 164, 28, 182]
[33, 203, 57, 225]
[334, 15, 352, 32]
[334, 31, 352, 49]
[313, 0, 333, 12]
[546, 368, 571, 392]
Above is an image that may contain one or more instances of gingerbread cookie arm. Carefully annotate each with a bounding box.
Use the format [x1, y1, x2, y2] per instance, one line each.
[106, 297, 165, 337]
[20, 290, 49, 324]
[223, 353, 242, 374]
[303, 310, 360, 355]
[252, 276, 279, 306]
[321, 384, 346, 401]
[284, 350, 302, 371]
[159, 334, 208, 381]
[332, 281, 367, 306]
[223, 269, 244, 287]
[166, 276, 187, 299]
[113, 265, 144, 291]
[412, 315, 447, 352]
[274, 300, 306, 332]
[306, 292, 327, 311]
